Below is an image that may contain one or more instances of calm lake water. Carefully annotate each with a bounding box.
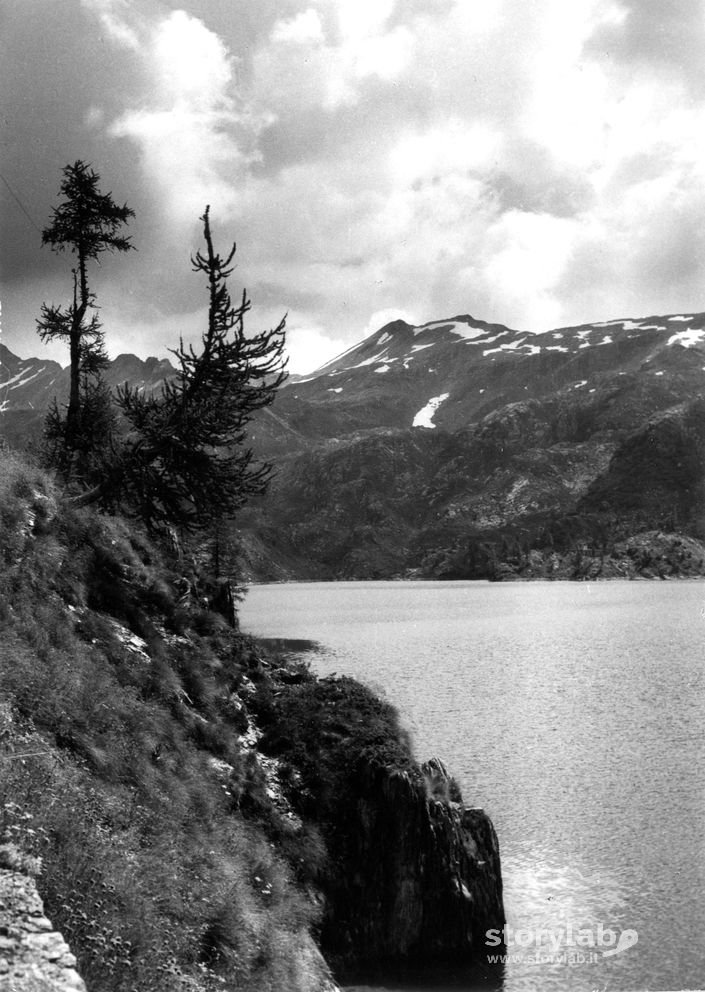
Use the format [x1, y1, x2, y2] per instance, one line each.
[240, 580, 705, 992]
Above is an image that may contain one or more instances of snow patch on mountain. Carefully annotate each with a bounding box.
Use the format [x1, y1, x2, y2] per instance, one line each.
[1, 368, 44, 390]
[413, 393, 449, 429]
[413, 319, 457, 336]
[483, 338, 528, 356]
[449, 324, 487, 341]
[413, 319, 495, 342]
[592, 319, 633, 329]
[668, 328, 705, 348]
[348, 352, 388, 369]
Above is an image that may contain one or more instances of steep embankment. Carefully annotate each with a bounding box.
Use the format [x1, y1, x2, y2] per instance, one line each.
[0, 450, 504, 989]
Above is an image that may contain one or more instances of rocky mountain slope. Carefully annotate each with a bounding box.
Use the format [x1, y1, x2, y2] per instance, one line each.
[261, 311, 705, 443]
[5, 309, 705, 580]
[241, 311, 705, 579]
[0, 344, 173, 412]
[0, 345, 174, 449]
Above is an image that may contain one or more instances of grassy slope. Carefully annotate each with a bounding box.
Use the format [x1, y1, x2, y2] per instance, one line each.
[0, 449, 337, 992]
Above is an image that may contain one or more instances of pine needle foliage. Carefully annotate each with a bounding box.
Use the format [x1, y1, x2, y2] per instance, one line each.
[37, 161, 133, 480]
[116, 206, 287, 532]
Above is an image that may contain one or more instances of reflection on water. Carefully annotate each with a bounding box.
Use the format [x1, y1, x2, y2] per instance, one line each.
[255, 636, 324, 656]
[241, 580, 705, 992]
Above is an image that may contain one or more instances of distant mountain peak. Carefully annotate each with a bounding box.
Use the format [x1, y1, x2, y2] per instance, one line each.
[0, 343, 175, 419]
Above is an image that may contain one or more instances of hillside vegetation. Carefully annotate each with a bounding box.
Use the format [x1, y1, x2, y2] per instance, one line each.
[0, 447, 342, 991]
[0, 448, 504, 989]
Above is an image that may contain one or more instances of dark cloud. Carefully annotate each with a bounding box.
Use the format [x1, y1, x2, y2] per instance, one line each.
[556, 185, 705, 322]
[486, 171, 590, 218]
[585, 0, 705, 92]
[256, 76, 431, 177]
[4, 2, 705, 373]
[484, 139, 594, 218]
[631, 193, 705, 293]
[0, 1, 147, 288]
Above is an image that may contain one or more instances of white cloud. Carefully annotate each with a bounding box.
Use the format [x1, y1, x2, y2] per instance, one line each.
[350, 26, 414, 86]
[484, 210, 579, 330]
[271, 9, 324, 45]
[108, 10, 266, 229]
[337, 0, 396, 42]
[388, 120, 501, 187]
[81, 0, 142, 51]
[362, 308, 417, 336]
[263, 0, 413, 109]
[285, 322, 348, 373]
[36, 0, 705, 367]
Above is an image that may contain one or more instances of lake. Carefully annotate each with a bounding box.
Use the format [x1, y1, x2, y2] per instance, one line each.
[239, 580, 705, 992]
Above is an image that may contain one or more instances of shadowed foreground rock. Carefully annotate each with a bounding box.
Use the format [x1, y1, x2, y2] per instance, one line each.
[323, 757, 505, 976]
[0, 870, 85, 991]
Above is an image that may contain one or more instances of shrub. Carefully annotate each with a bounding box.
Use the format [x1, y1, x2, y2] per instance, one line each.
[259, 675, 416, 822]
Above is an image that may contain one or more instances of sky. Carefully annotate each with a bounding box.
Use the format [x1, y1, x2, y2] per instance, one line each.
[3, 0, 705, 374]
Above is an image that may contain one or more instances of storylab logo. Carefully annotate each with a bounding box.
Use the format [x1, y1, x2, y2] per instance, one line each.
[485, 922, 639, 966]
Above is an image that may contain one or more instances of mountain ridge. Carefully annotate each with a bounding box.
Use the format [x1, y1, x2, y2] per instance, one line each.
[5, 309, 705, 581]
[241, 309, 705, 580]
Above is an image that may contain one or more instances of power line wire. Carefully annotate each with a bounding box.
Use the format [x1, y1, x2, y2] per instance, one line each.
[0, 171, 43, 235]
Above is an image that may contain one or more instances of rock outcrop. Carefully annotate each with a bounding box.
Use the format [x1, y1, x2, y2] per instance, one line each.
[257, 672, 504, 980]
[321, 758, 504, 976]
[0, 870, 86, 991]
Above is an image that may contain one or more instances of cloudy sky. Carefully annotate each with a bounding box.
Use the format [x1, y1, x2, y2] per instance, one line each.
[2, 0, 705, 373]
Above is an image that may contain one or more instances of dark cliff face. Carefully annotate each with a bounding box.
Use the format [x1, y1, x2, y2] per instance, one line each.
[256, 675, 504, 978]
[321, 758, 504, 976]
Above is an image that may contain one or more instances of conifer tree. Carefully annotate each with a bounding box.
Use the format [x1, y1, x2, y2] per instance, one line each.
[116, 206, 287, 531]
[37, 161, 133, 479]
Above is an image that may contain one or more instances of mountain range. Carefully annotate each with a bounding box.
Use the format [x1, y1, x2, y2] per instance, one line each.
[0, 345, 174, 449]
[5, 311, 705, 580]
